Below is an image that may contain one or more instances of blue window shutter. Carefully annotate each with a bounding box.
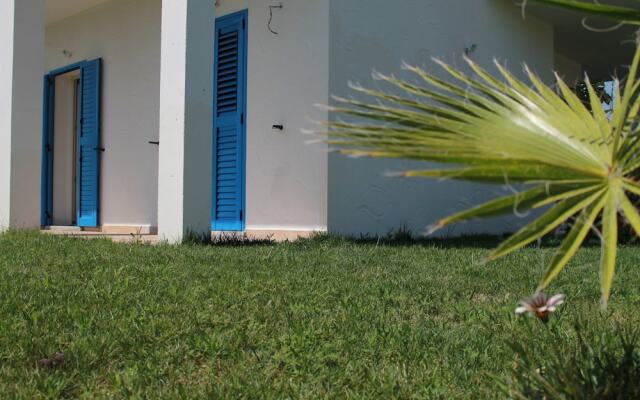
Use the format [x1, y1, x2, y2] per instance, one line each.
[77, 58, 102, 227]
[213, 11, 247, 231]
[41, 74, 55, 226]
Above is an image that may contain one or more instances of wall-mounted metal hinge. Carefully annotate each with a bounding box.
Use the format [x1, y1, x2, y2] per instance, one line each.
[241, 114, 244, 124]
[240, 210, 243, 220]
[242, 19, 246, 30]
[94, 147, 105, 152]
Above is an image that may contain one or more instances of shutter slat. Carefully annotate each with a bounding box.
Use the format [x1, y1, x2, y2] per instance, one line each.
[215, 22, 239, 116]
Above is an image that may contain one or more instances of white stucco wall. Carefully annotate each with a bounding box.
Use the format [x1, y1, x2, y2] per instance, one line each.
[0, 2, 18, 230]
[36, 0, 559, 237]
[215, 0, 329, 233]
[328, 0, 555, 237]
[157, 0, 215, 241]
[45, 0, 160, 229]
[0, 1, 45, 230]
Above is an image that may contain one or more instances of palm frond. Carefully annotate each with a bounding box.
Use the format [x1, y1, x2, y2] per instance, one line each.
[326, 46, 640, 305]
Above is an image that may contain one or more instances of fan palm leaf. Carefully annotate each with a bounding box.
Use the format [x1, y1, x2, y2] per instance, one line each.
[326, 46, 640, 305]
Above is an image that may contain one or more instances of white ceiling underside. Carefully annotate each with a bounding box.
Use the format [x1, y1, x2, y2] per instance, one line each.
[46, 0, 111, 25]
[522, 0, 637, 79]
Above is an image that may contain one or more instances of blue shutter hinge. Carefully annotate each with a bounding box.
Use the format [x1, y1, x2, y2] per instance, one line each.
[94, 147, 105, 152]
[240, 210, 243, 221]
[241, 114, 244, 124]
[242, 19, 245, 30]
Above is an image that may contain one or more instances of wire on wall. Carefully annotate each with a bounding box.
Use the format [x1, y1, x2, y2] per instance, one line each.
[268, 3, 283, 35]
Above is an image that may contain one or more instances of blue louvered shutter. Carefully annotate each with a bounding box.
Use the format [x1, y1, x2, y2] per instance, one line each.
[77, 59, 102, 227]
[41, 74, 55, 226]
[213, 11, 247, 231]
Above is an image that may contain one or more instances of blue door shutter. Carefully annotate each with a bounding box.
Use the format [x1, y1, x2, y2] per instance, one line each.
[213, 11, 247, 231]
[77, 59, 102, 227]
[41, 74, 55, 226]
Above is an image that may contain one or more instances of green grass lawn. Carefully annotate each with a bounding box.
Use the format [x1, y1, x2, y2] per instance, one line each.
[1, 231, 640, 398]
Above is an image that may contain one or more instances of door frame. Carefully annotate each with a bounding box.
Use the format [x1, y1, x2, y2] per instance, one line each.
[211, 10, 248, 231]
[41, 60, 92, 227]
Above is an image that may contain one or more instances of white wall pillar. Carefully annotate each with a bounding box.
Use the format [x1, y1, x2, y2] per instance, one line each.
[157, 0, 214, 242]
[0, 0, 45, 231]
